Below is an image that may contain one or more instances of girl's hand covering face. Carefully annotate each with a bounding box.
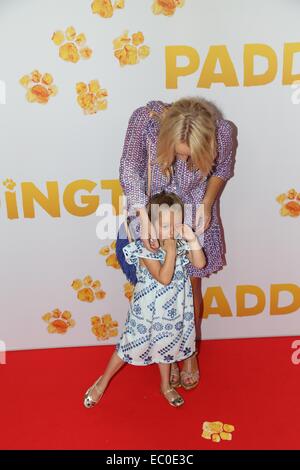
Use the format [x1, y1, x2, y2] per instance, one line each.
[139, 211, 159, 252]
[162, 238, 177, 251]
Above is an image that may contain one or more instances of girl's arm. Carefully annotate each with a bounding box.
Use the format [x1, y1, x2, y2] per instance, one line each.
[140, 239, 177, 285]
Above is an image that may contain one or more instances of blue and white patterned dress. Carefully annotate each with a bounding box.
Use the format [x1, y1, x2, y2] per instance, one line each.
[116, 239, 196, 365]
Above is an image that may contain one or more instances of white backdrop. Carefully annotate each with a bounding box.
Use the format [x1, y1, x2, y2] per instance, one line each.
[0, 0, 300, 351]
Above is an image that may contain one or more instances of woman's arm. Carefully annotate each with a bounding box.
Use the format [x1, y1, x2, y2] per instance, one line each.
[202, 176, 225, 208]
[186, 236, 206, 269]
[203, 119, 235, 207]
[176, 224, 206, 269]
[119, 106, 159, 251]
[119, 106, 150, 213]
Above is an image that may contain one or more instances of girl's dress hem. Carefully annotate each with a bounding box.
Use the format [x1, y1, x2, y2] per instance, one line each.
[116, 348, 195, 366]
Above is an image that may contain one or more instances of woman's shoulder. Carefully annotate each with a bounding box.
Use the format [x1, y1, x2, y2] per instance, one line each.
[129, 104, 150, 121]
[216, 117, 233, 130]
[146, 100, 171, 113]
[130, 100, 171, 119]
[127, 101, 171, 139]
[215, 118, 234, 142]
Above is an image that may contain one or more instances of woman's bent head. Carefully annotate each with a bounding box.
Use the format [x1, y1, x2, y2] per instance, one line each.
[156, 96, 217, 177]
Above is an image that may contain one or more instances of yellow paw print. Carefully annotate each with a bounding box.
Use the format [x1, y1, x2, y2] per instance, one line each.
[19, 70, 58, 104]
[152, 0, 185, 16]
[71, 275, 106, 302]
[3, 178, 16, 191]
[99, 241, 120, 269]
[201, 421, 235, 443]
[91, 0, 125, 18]
[52, 26, 92, 63]
[276, 188, 300, 217]
[124, 282, 134, 301]
[42, 308, 75, 334]
[76, 80, 108, 115]
[90, 314, 119, 340]
[113, 30, 150, 67]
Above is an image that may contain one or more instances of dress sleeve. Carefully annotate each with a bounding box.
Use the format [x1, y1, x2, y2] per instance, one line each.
[176, 239, 191, 267]
[122, 241, 140, 266]
[123, 240, 164, 265]
[176, 239, 191, 254]
[211, 119, 235, 182]
[119, 106, 150, 213]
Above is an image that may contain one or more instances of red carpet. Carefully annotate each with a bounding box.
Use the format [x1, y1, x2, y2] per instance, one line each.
[0, 336, 299, 450]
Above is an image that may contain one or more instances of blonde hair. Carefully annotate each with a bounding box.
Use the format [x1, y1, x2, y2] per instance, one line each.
[153, 97, 217, 178]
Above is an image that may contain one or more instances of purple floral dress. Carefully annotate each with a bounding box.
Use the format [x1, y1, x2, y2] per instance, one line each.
[119, 100, 234, 278]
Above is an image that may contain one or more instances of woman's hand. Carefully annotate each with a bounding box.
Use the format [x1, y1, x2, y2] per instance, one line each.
[195, 201, 212, 235]
[175, 224, 196, 242]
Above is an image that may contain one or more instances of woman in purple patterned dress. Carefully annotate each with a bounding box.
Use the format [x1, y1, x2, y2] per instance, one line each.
[119, 97, 235, 389]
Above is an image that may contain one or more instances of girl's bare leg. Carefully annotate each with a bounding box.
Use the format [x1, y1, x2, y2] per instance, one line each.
[89, 351, 125, 401]
[159, 362, 171, 392]
[159, 363, 184, 405]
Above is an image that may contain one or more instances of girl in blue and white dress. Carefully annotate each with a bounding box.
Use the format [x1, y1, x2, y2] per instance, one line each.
[84, 191, 206, 408]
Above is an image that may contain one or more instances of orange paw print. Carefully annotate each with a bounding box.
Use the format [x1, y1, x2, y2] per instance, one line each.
[201, 421, 235, 443]
[91, 0, 125, 18]
[76, 80, 108, 115]
[99, 241, 120, 269]
[113, 30, 150, 67]
[19, 70, 58, 104]
[90, 314, 119, 340]
[71, 275, 106, 302]
[42, 308, 75, 334]
[52, 26, 92, 63]
[123, 282, 134, 301]
[276, 188, 300, 217]
[152, 0, 185, 16]
[3, 178, 16, 191]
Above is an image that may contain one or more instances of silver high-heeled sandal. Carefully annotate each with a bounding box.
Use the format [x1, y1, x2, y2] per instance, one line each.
[180, 351, 200, 390]
[83, 375, 104, 408]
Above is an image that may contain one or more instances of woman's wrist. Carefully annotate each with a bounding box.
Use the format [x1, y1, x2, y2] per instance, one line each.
[202, 197, 213, 208]
[187, 233, 197, 243]
[188, 235, 202, 249]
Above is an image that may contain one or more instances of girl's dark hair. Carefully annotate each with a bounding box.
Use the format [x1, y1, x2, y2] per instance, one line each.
[147, 190, 184, 222]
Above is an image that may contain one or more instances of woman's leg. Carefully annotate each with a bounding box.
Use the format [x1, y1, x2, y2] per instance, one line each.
[170, 362, 180, 387]
[191, 276, 203, 341]
[88, 351, 125, 401]
[181, 276, 203, 385]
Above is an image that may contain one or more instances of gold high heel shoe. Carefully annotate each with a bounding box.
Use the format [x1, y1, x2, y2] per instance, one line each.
[83, 375, 104, 408]
[180, 352, 200, 390]
[161, 386, 184, 407]
[170, 362, 181, 388]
